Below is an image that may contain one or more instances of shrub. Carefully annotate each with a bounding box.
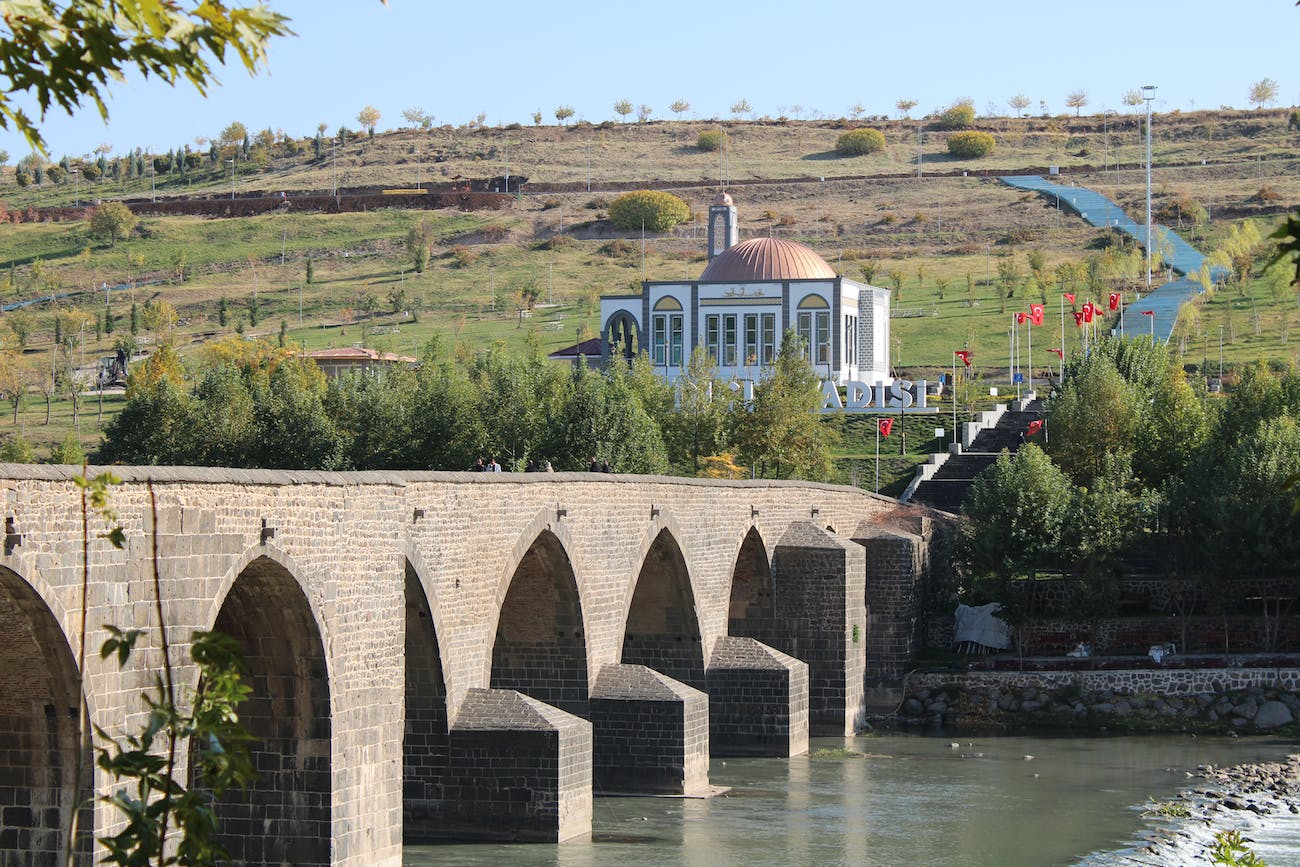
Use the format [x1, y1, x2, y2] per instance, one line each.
[947, 130, 996, 158]
[449, 245, 478, 268]
[696, 129, 726, 152]
[481, 223, 511, 242]
[536, 235, 573, 251]
[835, 127, 885, 156]
[934, 100, 975, 131]
[608, 190, 691, 232]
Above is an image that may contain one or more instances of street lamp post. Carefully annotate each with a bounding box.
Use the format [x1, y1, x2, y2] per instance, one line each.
[1143, 85, 1157, 291]
[70, 167, 78, 207]
[226, 158, 235, 200]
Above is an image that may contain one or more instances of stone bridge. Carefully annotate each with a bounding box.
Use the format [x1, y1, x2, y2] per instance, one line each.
[0, 466, 944, 865]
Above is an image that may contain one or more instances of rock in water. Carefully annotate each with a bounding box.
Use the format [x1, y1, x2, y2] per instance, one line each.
[1254, 700, 1294, 730]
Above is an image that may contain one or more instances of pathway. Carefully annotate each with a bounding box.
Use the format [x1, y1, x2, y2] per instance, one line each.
[998, 175, 1226, 343]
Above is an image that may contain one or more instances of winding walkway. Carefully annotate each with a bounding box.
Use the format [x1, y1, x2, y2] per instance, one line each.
[999, 175, 1226, 343]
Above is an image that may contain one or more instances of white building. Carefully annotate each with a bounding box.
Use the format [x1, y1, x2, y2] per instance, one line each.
[599, 192, 890, 386]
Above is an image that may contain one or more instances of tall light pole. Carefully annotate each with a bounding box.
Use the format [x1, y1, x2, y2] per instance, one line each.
[70, 167, 78, 207]
[226, 158, 235, 200]
[1143, 84, 1157, 291]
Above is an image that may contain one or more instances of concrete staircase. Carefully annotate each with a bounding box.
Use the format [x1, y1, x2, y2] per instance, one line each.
[903, 396, 1044, 514]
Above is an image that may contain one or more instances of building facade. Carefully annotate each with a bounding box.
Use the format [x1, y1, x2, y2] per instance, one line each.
[600, 193, 890, 386]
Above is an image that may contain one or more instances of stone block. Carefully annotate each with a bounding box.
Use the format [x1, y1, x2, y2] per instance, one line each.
[589, 664, 709, 795]
[706, 637, 809, 757]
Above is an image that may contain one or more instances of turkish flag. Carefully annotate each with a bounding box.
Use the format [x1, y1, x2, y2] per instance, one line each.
[1027, 419, 1044, 436]
[954, 350, 972, 367]
[1073, 311, 1084, 327]
[1141, 310, 1156, 317]
[1064, 292, 1076, 305]
[1048, 348, 1064, 358]
[1016, 312, 1027, 324]
[1030, 303, 1045, 326]
[1108, 292, 1121, 311]
[878, 417, 894, 437]
[1083, 303, 1094, 323]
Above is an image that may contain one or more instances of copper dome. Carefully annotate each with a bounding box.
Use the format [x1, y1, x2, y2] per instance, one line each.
[699, 237, 837, 282]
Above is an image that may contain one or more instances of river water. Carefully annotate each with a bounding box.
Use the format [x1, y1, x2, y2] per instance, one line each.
[404, 732, 1300, 866]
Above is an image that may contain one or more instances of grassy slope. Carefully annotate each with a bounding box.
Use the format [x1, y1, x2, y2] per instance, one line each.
[0, 111, 1296, 468]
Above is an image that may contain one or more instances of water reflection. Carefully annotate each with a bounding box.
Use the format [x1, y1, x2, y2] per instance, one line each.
[404, 732, 1300, 866]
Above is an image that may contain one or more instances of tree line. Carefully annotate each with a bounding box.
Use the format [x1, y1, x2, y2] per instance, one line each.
[959, 336, 1300, 639]
[92, 332, 834, 479]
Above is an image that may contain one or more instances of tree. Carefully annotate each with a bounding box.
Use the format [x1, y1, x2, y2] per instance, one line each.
[356, 105, 381, 136]
[696, 129, 725, 152]
[1065, 88, 1089, 116]
[532, 111, 542, 125]
[6, 309, 33, 350]
[0, 350, 29, 424]
[217, 120, 248, 148]
[947, 130, 995, 158]
[669, 99, 690, 119]
[0, 1, 289, 151]
[730, 98, 752, 119]
[1249, 78, 1279, 110]
[88, 201, 138, 247]
[401, 106, 433, 129]
[1046, 355, 1143, 488]
[731, 331, 833, 480]
[1122, 89, 1144, 111]
[613, 99, 633, 122]
[835, 128, 885, 155]
[554, 105, 575, 125]
[1008, 93, 1031, 117]
[895, 98, 917, 118]
[663, 347, 728, 473]
[935, 99, 975, 130]
[406, 222, 430, 273]
[608, 189, 691, 232]
[637, 104, 653, 123]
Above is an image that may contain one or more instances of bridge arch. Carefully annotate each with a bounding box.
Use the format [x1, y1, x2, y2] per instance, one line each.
[0, 564, 93, 862]
[619, 513, 706, 689]
[727, 523, 781, 645]
[202, 547, 332, 865]
[487, 510, 590, 717]
[402, 546, 451, 840]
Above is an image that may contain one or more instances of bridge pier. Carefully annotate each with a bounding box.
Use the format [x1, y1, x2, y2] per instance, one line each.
[589, 664, 709, 795]
[706, 636, 809, 756]
[771, 524, 867, 735]
[441, 689, 592, 843]
[853, 522, 927, 709]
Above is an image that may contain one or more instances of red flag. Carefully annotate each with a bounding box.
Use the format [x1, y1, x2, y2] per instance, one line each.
[1016, 312, 1027, 324]
[954, 350, 972, 367]
[1047, 348, 1063, 358]
[1073, 311, 1084, 327]
[1063, 292, 1076, 305]
[1108, 292, 1121, 311]
[1030, 303, 1045, 326]
[1027, 419, 1044, 436]
[1140, 310, 1156, 317]
[1082, 303, 1094, 323]
[878, 417, 894, 437]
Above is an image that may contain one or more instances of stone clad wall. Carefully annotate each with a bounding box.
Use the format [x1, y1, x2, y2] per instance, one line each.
[0, 466, 937, 862]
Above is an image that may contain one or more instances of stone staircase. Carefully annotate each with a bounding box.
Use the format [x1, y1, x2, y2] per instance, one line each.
[903, 396, 1044, 514]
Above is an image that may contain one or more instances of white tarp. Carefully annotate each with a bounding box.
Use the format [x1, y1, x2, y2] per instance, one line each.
[954, 603, 1012, 650]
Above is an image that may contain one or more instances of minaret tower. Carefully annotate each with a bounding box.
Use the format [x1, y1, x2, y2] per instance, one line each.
[707, 191, 738, 261]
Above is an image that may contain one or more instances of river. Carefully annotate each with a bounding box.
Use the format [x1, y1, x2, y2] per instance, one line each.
[404, 732, 1300, 866]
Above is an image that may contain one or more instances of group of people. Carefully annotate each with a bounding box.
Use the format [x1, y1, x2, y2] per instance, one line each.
[468, 456, 614, 472]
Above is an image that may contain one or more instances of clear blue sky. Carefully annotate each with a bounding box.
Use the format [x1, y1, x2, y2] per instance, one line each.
[4, 0, 1298, 159]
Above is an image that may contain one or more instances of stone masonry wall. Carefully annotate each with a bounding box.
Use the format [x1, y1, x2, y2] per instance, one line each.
[0, 465, 936, 861]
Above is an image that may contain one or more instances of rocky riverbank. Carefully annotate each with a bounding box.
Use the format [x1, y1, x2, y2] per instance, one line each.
[1118, 754, 1300, 865]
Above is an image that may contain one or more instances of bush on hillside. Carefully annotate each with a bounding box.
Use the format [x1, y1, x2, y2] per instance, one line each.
[696, 129, 726, 152]
[608, 190, 691, 232]
[835, 127, 886, 156]
[947, 130, 996, 158]
[934, 100, 975, 131]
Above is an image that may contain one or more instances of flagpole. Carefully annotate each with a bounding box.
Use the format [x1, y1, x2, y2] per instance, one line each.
[1008, 318, 1014, 399]
[952, 354, 957, 448]
[1120, 291, 1125, 338]
[874, 423, 880, 493]
[1028, 314, 1034, 397]
[1059, 294, 1065, 378]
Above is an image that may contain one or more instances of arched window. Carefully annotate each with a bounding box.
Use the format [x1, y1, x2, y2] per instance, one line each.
[796, 294, 831, 367]
[652, 296, 685, 367]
